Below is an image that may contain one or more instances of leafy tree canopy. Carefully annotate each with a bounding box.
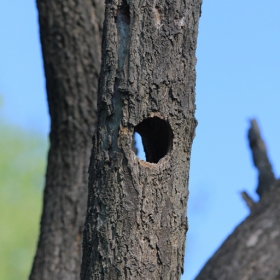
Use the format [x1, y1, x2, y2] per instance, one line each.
[0, 101, 47, 279]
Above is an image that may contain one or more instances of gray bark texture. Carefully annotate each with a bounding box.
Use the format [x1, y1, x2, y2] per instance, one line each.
[30, 1, 104, 279]
[81, 0, 202, 279]
[196, 120, 280, 280]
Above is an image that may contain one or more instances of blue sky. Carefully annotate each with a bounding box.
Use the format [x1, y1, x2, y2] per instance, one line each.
[0, 1, 280, 279]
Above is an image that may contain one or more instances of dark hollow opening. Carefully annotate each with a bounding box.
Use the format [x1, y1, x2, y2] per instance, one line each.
[134, 117, 173, 163]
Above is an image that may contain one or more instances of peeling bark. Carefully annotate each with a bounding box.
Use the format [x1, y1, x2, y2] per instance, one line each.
[30, 1, 104, 279]
[81, 0, 202, 279]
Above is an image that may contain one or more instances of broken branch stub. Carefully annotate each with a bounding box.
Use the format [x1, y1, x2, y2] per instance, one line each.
[248, 119, 275, 197]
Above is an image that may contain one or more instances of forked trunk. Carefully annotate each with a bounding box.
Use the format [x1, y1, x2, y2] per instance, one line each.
[196, 120, 280, 280]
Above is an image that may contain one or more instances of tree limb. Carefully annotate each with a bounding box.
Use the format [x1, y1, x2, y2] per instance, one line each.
[248, 119, 275, 197]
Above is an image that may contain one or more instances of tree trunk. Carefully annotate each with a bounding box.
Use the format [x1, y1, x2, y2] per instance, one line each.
[30, 1, 104, 279]
[196, 120, 280, 280]
[81, 0, 202, 279]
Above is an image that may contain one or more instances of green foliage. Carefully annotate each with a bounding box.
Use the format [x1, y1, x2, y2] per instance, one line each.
[0, 120, 47, 279]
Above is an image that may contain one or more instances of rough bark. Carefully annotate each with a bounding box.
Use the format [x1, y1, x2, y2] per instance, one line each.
[81, 0, 202, 279]
[196, 120, 280, 280]
[30, 1, 104, 279]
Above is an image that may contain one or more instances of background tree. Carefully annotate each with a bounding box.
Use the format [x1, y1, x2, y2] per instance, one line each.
[196, 120, 280, 279]
[29, 1, 104, 279]
[0, 113, 46, 280]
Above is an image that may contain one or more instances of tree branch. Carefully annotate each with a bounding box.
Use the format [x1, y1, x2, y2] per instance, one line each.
[248, 119, 275, 197]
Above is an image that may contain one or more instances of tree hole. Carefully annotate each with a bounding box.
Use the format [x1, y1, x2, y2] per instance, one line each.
[133, 117, 173, 163]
